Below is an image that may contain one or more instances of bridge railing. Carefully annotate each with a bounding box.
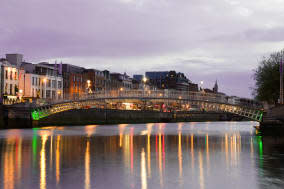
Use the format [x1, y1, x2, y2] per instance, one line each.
[76, 90, 226, 103]
[29, 89, 260, 109]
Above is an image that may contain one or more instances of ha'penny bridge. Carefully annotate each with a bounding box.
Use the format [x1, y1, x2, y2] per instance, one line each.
[31, 90, 264, 122]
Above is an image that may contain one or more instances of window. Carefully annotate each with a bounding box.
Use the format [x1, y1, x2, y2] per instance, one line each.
[5, 70, 8, 79]
[47, 79, 51, 87]
[32, 77, 34, 86]
[52, 80, 56, 88]
[14, 72, 17, 80]
[5, 84, 8, 94]
[52, 91, 56, 99]
[10, 71, 13, 80]
[39, 78, 41, 86]
[58, 81, 62, 88]
[10, 84, 13, 95]
[46, 90, 51, 98]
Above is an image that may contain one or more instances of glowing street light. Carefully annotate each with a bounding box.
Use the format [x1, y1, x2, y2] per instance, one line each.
[143, 77, 147, 83]
[200, 81, 204, 92]
[120, 87, 124, 91]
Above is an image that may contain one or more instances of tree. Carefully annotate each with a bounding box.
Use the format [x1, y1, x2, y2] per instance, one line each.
[252, 50, 284, 104]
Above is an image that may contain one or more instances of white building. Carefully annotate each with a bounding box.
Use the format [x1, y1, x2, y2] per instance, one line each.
[19, 63, 63, 100]
[0, 59, 20, 102]
[227, 96, 241, 105]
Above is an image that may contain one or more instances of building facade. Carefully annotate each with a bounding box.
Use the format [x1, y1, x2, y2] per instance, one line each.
[59, 64, 85, 99]
[110, 73, 133, 90]
[19, 63, 63, 100]
[0, 60, 19, 102]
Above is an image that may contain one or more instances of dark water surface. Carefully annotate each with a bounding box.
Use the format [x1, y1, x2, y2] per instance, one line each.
[0, 122, 284, 189]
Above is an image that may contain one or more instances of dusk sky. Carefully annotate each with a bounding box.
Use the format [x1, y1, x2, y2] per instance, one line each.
[1, 0, 284, 98]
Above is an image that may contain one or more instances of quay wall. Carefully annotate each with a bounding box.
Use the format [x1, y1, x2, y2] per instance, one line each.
[260, 105, 284, 135]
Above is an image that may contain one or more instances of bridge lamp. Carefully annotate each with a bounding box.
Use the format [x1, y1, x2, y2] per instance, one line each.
[179, 96, 182, 99]
[159, 93, 162, 97]
[43, 78, 47, 83]
[19, 89, 23, 94]
[120, 87, 124, 91]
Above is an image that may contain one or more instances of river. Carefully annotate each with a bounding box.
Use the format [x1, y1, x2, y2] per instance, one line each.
[0, 121, 284, 189]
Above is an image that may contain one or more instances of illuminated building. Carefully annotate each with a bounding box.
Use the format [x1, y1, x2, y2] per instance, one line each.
[60, 64, 85, 99]
[0, 59, 20, 103]
[83, 69, 106, 92]
[19, 62, 63, 100]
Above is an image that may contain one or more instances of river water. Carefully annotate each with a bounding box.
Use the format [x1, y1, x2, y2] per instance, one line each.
[0, 121, 284, 189]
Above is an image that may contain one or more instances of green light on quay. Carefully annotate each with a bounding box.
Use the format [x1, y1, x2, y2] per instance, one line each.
[31, 110, 40, 120]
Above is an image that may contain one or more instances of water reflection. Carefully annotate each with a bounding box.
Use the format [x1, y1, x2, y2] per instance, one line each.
[0, 122, 284, 189]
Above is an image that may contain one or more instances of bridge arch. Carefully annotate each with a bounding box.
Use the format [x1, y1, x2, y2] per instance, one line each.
[31, 92, 263, 122]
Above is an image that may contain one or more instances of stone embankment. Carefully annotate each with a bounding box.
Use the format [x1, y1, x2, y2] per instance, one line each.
[260, 105, 284, 135]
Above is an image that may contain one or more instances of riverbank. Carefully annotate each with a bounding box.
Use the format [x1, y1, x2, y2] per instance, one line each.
[260, 105, 284, 135]
[0, 107, 247, 129]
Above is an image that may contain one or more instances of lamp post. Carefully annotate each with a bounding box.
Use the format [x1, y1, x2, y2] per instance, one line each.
[200, 81, 204, 92]
[280, 57, 283, 104]
[142, 76, 147, 97]
[87, 80, 91, 94]
[43, 78, 47, 98]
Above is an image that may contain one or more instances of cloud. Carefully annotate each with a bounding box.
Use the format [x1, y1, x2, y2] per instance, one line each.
[1, 0, 284, 98]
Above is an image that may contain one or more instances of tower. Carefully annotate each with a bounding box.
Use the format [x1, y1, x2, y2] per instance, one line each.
[213, 80, 218, 93]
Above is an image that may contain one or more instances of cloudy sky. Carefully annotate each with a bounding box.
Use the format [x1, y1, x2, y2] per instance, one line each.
[1, 0, 284, 98]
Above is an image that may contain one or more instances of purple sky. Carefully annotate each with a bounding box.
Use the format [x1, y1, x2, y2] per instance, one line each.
[1, 0, 284, 98]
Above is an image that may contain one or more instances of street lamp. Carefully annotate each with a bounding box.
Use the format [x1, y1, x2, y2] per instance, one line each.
[200, 81, 204, 92]
[142, 76, 147, 97]
[87, 80, 92, 94]
[142, 76, 147, 83]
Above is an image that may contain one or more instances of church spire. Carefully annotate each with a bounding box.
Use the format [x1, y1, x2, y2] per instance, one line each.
[213, 79, 218, 93]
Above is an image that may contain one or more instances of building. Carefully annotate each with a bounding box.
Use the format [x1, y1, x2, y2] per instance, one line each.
[227, 96, 241, 105]
[239, 98, 262, 108]
[188, 83, 199, 92]
[19, 62, 63, 100]
[6, 53, 23, 67]
[213, 80, 218, 93]
[145, 71, 198, 91]
[165, 71, 191, 91]
[145, 71, 168, 89]
[110, 73, 123, 90]
[0, 59, 20, 102]
[103, 70, 111, 91]
[60, 64, 85, 99]
[110, 72, 133, 90]
[133, 75, 143, 82]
